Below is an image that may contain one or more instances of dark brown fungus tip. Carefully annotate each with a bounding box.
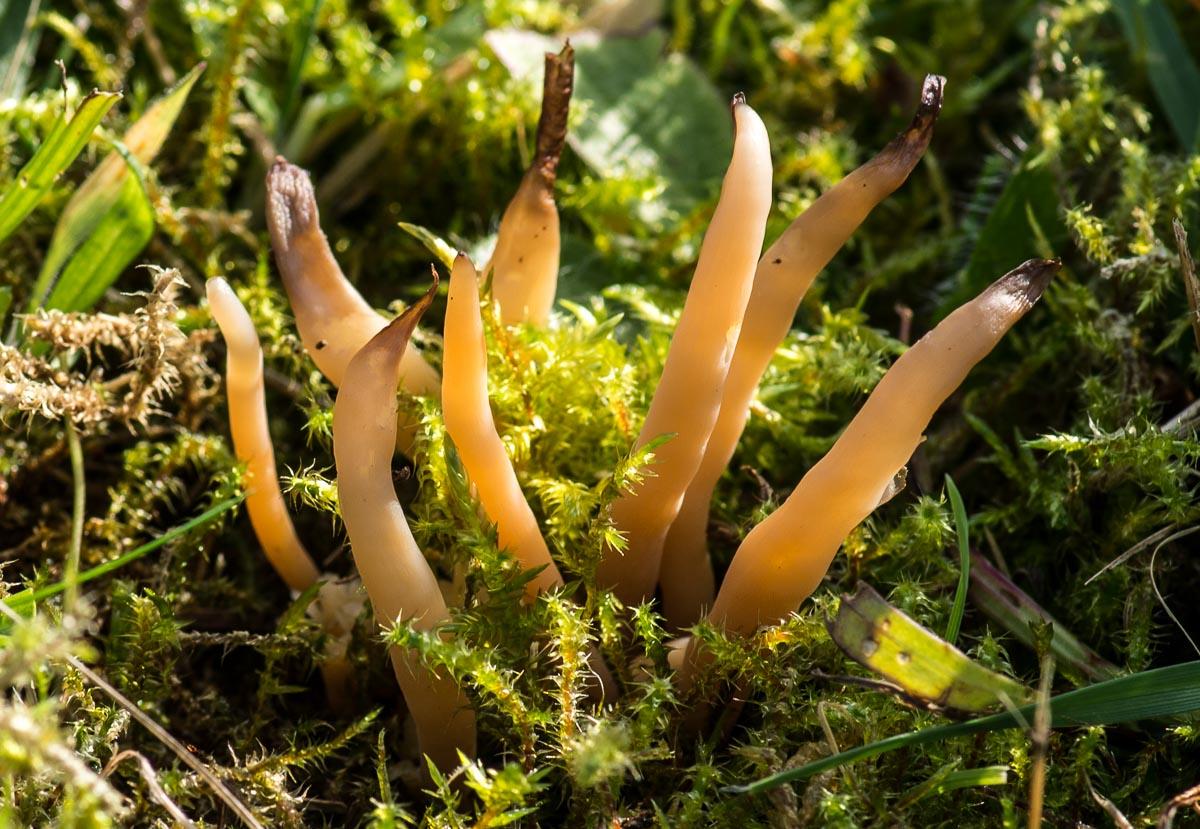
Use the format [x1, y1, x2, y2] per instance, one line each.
[993, 258, 1061, 308]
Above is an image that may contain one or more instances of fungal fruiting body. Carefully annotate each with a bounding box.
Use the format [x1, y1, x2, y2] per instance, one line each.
[266, 159, 440, 452]
[206, 276, 361, 709]
[486, 44, 574, 327]
[595, 96, 773, 604]
[206, 277, 320, 593]
[659, 74, 948, 628]
[443, 254, 563, 598]
[702, 259, 1059, 640]
[332, 280, 476, 772]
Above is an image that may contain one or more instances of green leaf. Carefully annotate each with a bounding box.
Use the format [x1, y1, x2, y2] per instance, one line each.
[943, 475, 970, 645]
[0, 0, 39, 100]
[397, 221, 457, 269]
[41, 170, 155, 312]
[4, 498, 241, 613]
[949, 156, 1066, 313]
[828, 582, 1030, 713]
[28, 63, 204, 312]
[0, 89, 120, 244]
[726, 659, 1200, 796]
[1111, 0, 1200, 149]
[487, 28, 732, 219]
[969, 552, 1120, 683]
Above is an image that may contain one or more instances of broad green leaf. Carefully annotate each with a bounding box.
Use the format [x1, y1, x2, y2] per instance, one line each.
[42, 171, 154, 312]
[947, 155, 1066, 314]
[727, 659, 1200, 795]
[0, 89, 120, 243]
[970, 552, 1120, 683]
[1111, 0, 1200, 149]
[29, 63, 204, 311]
[487, 28, 732, 220]
[828, 582, 1030, 713]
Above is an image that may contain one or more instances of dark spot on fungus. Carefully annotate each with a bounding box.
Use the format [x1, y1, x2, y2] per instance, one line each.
[772, 258, 782, 265]
[315, 339, 328, 350]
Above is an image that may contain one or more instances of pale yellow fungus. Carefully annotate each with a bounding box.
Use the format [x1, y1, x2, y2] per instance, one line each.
[659, 75, 947, 627]
[704, 259, 1059, 639]
[206, 276, 319, 593]
[332, 278, 476, 772]
[487, 44, 574, 327]
[206, 276, 363, 711]
[443, 254, 563, 598]
[266, 158, 439, 451]
[595, 95, 773, 604]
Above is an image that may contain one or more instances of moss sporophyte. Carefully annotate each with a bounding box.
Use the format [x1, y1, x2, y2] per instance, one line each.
[206, 51, 1057, 774]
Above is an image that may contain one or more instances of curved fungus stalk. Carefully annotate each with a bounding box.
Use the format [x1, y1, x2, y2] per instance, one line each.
[332, 277, 476, 773]
[595, 95, 773, 604]
[486, 43, 575, 327]
[206, 276, 361, 709]
[207, 277, 321, 593]
[266, 158, 439, 452]
[672, 258, 1059, 683]
[443, 254, 564, 599]
[659, 74, 948, 628]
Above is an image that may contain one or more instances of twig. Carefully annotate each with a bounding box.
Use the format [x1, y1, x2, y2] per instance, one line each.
[1158, 781, 1200, 829]
[1149, 529, 1200, 658]
[102, 750, 196, 828]
[1085, 772, 1133, 829]
[0, 600, 265, 829]
[1026, 656, 1053, 829]
[1172, 218, 1200, 353]
[1085, 524, 1192, 585]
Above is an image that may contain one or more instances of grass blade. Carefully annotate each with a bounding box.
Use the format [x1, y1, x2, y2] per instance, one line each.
[4, 497, 240, 612]
[943, 474, 970, 645]
[28, 63, 204, 311]
[725, 660, 1200, 795]
[829, 582, 1029, 713]
[0, 89, 120, 244]
[0, 0, 39, 100]
[1111, 0, 1200, 149]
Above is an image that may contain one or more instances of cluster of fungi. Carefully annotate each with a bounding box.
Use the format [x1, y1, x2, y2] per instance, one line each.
[207, 45, 1058, 774]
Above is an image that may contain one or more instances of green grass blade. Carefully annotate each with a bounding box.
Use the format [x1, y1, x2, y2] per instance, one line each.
[41, 165, 154, 312]
[0, 0, 39, 100]
[28, 63, 204, 311]
[725, 660, 1200, 795]
[278, 0, 322, 139]
[0, 90, 120, 244]
[397, 221, 456, 269]
[943, 475, 970, 645]
[1111, 0, 1200, 149]
[4, 497, 240, 612]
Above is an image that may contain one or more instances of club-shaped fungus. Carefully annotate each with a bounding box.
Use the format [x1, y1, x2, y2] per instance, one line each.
[266, 158, 440, 452]
[206, 276, 362, 709]
[672, 258, 1059, 683]
[444, 254, 564, 598]
[258, 64, 1056, 769]
[595, 94, 773, 605]
[332, 277, 476, 773]
[659, 74, 947, 628]
[486, 44, 574, 327]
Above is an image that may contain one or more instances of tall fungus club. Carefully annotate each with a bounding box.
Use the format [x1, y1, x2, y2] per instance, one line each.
[207, 47, 1058, 774]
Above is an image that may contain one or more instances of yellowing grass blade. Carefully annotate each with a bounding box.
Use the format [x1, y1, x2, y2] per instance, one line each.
[0, 89, 120, 244]
[28, 63, 204, 312]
